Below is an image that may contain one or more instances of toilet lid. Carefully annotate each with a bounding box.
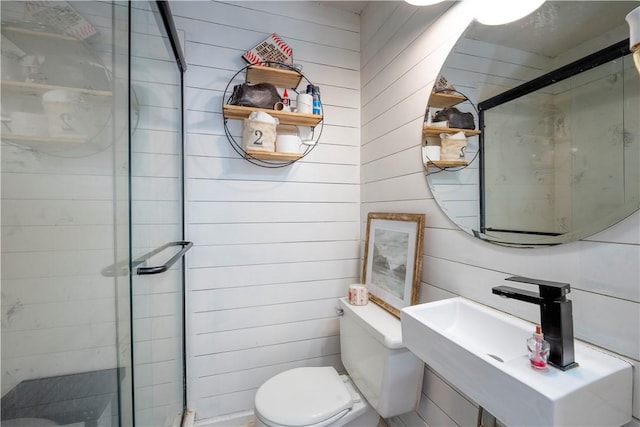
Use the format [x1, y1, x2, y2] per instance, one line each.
[255, 367, 353, 426]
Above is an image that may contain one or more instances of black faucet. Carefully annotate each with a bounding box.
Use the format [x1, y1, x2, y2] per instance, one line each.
[492, 276, 578, 371]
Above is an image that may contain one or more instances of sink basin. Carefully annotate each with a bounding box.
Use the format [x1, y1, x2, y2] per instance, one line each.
[401, 297, 632, 427]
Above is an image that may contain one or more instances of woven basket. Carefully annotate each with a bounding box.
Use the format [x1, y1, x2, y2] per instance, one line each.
[242, 119, 277, 152]
[440, 136, 466, 161]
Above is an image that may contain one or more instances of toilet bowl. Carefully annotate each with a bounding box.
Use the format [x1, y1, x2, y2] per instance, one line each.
[254, 296, 424, 427]
[254, 367, 379, 427]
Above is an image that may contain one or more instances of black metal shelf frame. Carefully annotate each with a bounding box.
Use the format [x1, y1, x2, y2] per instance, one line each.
[222, 61, 324, 168]
[424, 88, 480, 176]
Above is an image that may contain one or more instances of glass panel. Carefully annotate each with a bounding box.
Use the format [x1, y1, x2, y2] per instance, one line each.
[481, 55, 639, 245]
[130, 2, 185, 426]
[1, 1, 133, 426]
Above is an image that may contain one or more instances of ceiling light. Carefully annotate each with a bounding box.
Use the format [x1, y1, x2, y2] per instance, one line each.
[404, 0, 445, 6]
[627, 6, 640, 76]
[474, 0, 545, 26]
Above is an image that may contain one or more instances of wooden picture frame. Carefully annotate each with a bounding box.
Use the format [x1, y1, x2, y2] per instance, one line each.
[362, 212, 425, 317]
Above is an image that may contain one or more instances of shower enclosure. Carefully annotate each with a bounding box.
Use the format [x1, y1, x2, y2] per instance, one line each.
[1, 1, 188, 426]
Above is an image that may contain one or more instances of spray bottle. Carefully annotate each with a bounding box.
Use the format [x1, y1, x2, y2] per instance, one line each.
[527, 325, 550, 369]
[312, 85, 321, 115]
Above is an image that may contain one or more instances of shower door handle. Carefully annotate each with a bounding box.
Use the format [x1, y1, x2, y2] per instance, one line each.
[136, 240, 193, 275]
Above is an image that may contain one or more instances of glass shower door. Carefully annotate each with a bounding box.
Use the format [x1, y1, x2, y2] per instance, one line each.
[1, 1, 133, 426]
[129, 2, 187, 426]
[1, 2, 186, 426]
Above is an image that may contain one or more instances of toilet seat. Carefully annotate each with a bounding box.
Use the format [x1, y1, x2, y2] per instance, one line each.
[254, 367, 354, 427]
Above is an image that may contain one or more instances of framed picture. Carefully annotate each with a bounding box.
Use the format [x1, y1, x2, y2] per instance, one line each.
[362, 212, 425, 317]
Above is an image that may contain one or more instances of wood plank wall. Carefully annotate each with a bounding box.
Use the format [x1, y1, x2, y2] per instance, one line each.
[169, 1, 361, 421]
[361, 2, 640, 427]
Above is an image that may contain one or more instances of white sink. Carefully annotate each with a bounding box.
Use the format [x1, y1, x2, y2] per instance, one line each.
[401, 297, 633, 427]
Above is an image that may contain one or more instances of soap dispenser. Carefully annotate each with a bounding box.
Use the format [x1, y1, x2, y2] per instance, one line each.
[527, 325, 550, 369]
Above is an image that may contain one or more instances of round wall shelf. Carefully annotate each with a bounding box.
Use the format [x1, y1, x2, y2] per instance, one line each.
[222, 62, 324, 168]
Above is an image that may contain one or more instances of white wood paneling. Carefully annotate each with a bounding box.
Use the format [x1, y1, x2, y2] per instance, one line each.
[422, 367, 477, 427]
[191, 284, 348, 318]
[361, 1, 640, 425]
[189, 179, 359, 203]
[192, 335, 340, 377]
[188, 156, 359, 183]
[586, 211, 640, 245]
[189, 355, 343, 419]
[131, 129, 181, 155]
[361, 172, 428, 202]
[361, 146, 423, 183]
[191, 298, 341, 336]
[189, 222, 358, 245]
[188, 259, 359, 291]
[190, 353, 343, 400]
[191, 355, 342, 420]
[187, 133, 359, 162]
[178, 1, 361, 422]
[189, 241, 359, 268]
[188, 200, 358, 224]
[191, 316, 340, 355]
[172, 2, 360, 50]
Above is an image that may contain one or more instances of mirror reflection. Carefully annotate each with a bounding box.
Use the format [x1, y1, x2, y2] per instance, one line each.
[424, 1, 640, 247]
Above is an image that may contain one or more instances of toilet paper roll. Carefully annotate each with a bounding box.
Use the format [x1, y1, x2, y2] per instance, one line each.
[275, 134, 302, 153]
[274, 101, 291, 112]
[296, 93, 313, 114]
[348, 284, 368, 306]
[423, 145, 441, 162]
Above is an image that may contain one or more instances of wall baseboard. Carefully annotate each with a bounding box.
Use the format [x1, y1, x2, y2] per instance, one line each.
[180, 409, 195, 427]
[624, 416, 640, 427]
[194, 410, 255, 427]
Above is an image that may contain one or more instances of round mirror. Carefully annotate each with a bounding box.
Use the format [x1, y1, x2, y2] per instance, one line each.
[424, 1, 640, 247]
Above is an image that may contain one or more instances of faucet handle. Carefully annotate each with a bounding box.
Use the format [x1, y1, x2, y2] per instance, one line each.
[505, 276, 570, 300]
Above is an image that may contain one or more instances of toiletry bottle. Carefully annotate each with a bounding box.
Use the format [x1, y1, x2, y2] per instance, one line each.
[312, 85, 321, 115]
[527, 325, 550, 369]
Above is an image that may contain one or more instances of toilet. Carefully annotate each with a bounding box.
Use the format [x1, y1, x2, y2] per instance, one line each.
[254, 296, 424, 427]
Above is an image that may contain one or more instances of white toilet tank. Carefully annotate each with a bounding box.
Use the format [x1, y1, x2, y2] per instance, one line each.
[339, 297, 424, 418]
